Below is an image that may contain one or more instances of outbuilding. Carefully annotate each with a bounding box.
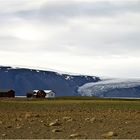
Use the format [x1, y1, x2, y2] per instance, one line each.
[0, 89, 15, 97]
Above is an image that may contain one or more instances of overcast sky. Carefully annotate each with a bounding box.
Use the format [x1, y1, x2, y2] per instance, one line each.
[0, 0, 140, 78]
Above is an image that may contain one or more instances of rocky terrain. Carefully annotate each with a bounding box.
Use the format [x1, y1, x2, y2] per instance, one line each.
[0, 98, 139, 139]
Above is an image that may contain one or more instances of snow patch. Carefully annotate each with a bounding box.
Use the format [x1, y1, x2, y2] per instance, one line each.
[65, 76, 74, 80]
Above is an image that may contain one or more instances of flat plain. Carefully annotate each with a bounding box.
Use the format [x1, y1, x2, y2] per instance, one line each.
[0, 97, 140, 139]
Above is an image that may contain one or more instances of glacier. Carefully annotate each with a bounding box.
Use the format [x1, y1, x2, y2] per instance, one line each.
[78, 78, 140, 98]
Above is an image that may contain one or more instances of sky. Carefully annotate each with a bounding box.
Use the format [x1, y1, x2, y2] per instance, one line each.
[0, 0, 140, 78]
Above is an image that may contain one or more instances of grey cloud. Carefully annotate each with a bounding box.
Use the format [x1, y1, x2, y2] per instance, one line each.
[0, 35, 70, 53]
[15, 1, 140, 22]
[0, 36, 26, 52]
[0, 0, 140, 56]
[54, 25, 140, 56]
[0, 0, 140, 77]
[0, 36, 40, 52]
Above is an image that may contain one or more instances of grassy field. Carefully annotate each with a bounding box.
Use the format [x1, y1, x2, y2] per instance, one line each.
[0, 97, 140, 139]
[0, 97, 140, 110]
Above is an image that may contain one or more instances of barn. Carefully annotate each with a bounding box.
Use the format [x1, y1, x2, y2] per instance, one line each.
[34, 90, 46, 98]
[0, 89, 15, 98]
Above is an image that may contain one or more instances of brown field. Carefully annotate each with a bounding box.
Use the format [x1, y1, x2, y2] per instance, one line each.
[0, 98, 140, 139]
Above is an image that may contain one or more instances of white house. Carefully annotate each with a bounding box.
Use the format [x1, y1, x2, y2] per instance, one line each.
[44, 90, 55, 98]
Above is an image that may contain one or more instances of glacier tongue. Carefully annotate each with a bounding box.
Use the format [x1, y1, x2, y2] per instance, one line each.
[78, 78, 140, 98]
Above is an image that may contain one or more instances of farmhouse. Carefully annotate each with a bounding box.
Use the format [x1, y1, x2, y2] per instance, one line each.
[44, 90, 55, 98]
[0, 89, 15, 97]
[27, 90, 55, 98]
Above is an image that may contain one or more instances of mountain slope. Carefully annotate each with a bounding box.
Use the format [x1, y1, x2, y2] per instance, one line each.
[0, 66, 100, 96]
[78, 78, 140, 98]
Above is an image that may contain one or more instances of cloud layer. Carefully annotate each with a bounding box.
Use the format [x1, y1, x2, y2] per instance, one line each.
[0, 0, 140, 78]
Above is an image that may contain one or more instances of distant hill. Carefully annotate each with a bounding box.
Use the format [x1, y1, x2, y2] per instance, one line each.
[0, 66, 100, 96]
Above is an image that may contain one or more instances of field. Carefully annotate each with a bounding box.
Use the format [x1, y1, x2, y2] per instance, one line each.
[0, 98, 140, 139]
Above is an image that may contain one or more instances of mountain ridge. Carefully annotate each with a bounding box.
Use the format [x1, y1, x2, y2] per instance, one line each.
[0, 66, 100, 96]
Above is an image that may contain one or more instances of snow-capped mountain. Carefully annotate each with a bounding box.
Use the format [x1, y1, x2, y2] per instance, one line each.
[0, 66, 100, 96]
[78, 78, 140, 98]
[1, 66, 140, 98]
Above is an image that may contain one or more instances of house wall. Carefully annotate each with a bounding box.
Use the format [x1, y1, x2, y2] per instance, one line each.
[45, 92, 55, 98]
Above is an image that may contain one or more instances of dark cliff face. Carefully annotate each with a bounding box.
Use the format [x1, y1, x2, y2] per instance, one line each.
[0, 66, 100, 96]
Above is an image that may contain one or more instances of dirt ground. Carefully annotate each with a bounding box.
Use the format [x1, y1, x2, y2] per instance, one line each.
[0, 98, 140, 139]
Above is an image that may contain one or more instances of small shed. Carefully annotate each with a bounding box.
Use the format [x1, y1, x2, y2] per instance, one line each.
[44, 90, 55, 98]
[0, 89, 15, 98]
[26, 92, 34, 98]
